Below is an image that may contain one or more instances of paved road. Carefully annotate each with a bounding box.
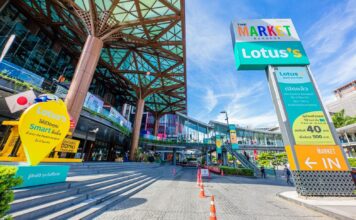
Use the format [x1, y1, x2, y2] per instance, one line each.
[96, 167, 332, 220]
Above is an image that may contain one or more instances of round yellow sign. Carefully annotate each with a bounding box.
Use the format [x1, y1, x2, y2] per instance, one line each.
[18, 100, 70, 166]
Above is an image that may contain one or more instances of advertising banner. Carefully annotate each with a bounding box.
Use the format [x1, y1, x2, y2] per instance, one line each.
[215, 135, 222, 154]
[0, 60, 44, 87]
[54, 85, 68, 99]
[83, 92, 104, 113]
[55, 138, 80, 153]
[229, 124, 239, 150]
[18, 100, 70, 166]
[273, 66, 335, 145]
[230, 19, 309, 70]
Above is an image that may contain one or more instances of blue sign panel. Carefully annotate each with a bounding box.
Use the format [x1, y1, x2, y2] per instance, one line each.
[14, 165, 69, 188]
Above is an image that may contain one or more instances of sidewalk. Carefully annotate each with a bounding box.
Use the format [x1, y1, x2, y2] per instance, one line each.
[278, 191, 356, 220]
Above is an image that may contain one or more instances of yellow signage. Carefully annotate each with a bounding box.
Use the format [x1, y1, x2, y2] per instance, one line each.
[55, 138, 80, 153]
[293, 111, 335, 145]
[294, 145, 349, 171]
[18, 100, 70, 166]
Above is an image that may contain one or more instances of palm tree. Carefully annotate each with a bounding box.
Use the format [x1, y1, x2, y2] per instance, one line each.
[331, 109, 356, 128]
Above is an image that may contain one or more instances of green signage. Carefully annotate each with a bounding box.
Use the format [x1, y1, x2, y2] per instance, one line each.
[233, 41, 310, 70]
[273, 66, 335, 145]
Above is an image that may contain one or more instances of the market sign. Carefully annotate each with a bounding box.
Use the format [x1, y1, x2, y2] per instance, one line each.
[230, 19, 310, 70]
[18, 100, 70, 166]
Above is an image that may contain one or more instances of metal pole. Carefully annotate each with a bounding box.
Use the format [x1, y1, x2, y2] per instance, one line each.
[81, 129, 89, 160]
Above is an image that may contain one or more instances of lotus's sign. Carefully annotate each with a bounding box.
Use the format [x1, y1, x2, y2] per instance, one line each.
[231, 19, 309, 70]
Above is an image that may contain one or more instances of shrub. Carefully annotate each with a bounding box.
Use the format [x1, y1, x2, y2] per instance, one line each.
[219, 166, 254, 176]
[348, 158, 356, 168]
[0, 166, 22, 219]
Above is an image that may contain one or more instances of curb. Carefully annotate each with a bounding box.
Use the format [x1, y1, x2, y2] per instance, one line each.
[277, 192, 355, 220]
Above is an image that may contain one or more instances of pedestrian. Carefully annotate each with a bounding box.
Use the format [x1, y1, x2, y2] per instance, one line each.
[285, 165, 292, 185]
[260, 166, 266, 178]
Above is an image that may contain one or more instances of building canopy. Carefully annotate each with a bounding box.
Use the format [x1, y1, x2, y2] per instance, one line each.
[15, 0, 186, 114]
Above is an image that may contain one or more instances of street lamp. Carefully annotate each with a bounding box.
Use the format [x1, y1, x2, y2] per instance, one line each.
[81, 127, 99, 160]
[220, 110, 230, 135]
[0, 34, 16, 62]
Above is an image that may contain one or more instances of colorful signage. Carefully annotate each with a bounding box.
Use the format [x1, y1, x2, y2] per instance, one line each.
[230, 19, 309, 70]
[55, 138, 80, 153]
[14, 165, 69, 188]
[231, 19, 300, 42]
[273, 66, 335, 145]
[18, 100, 70, 165]
[294, 145, 349, 171]
[228, 124, 239, 150]
[215, 135, 222, 154]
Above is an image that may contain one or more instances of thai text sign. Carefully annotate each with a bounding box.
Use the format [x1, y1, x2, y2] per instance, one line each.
[55, 138, 80, 153]
[14, 165, 69, 188]
[18, 100, 70, 166]
[231, 19, 309, 70]
[273, 66, 335, 145]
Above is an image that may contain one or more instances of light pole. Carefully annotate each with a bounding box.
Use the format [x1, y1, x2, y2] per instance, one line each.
[81, 127, 99, 160]
[220, 111, 230, 166]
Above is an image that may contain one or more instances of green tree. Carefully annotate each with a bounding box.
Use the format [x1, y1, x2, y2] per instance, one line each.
[0, 166, 22, 219]
[332, 109, 356, 128]
[257, 152, 287, 167]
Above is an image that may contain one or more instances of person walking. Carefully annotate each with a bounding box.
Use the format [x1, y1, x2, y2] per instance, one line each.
[260, 166, 266, 178]
[285, 165, 292, 185]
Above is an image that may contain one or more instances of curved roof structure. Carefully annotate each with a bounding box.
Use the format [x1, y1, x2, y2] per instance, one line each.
[14, 0, 187, 114]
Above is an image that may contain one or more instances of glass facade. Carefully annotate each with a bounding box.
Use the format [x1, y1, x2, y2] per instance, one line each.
[0, 4, 75, 89]
[140, 113, 284, 150]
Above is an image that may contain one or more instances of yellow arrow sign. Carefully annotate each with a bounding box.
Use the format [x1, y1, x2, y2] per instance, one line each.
[18, 100, 70, 166]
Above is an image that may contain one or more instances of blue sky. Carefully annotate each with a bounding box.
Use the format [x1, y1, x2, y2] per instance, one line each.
[185, 0, 356, 128]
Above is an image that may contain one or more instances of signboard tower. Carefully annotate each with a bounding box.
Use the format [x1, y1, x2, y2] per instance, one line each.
[231, 19, 355, 196]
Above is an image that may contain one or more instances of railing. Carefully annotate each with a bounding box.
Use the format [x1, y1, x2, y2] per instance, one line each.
[224, 144, 260, 176]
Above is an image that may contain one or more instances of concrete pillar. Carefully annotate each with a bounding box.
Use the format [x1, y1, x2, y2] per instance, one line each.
[65, 36, 103, 128]
[172, 148, 176, 165]
[153, 115, 161, 137]
[129, 98, 145, 160]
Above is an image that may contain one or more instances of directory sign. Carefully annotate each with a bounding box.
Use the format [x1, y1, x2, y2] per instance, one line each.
[230, 19, 310, 70]
[18, 100, 70, 165]
[273, 66, 335, 145]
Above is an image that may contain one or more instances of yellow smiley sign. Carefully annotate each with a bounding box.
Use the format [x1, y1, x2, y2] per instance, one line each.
[18, 100, 70, 166]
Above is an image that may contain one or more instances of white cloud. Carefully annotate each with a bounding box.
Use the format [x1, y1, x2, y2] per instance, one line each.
[305, 0, 356, 64]
[203, 88, 218, 112]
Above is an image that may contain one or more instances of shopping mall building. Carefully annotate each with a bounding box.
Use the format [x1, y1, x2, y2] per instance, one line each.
[0, 0, 316, 164]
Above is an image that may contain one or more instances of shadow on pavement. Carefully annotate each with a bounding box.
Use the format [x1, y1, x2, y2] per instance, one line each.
[106, 198, 147, 211]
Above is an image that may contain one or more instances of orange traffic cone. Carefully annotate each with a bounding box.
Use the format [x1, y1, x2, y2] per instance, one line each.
[199, 184, 205, 198]
[210, 195, 217, 220]
[197, 170, 201, 186]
